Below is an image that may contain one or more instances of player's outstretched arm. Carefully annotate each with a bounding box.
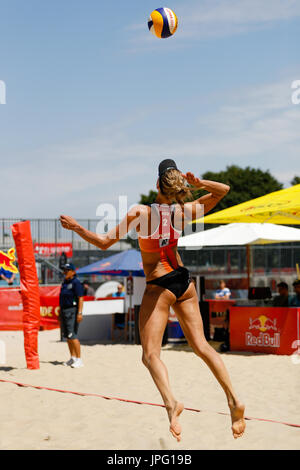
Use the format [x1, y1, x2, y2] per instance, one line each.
[60, 206, 141, 251]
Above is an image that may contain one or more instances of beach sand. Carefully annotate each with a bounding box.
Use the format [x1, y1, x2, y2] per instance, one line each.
[0, 329, 299, 450]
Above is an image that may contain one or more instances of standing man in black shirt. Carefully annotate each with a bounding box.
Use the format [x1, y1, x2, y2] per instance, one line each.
[59, 263, 84, 368]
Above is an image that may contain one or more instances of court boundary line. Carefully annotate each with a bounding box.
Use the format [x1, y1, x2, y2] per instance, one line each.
[0, 377, 300, 429]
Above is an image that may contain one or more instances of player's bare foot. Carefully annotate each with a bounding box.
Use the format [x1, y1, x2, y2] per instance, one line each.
[167, 401, 184, 442]
[229, 402, 246, 439]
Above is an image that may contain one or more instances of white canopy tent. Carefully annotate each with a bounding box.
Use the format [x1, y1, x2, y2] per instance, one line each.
[178, 223, 300, 248]
[178, 223, 300, 287]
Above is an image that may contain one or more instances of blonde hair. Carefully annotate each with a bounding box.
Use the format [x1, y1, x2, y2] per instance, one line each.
[159, 169, 191, 205]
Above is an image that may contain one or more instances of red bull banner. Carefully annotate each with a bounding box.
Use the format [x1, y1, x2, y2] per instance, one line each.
[230, 306, 300, 355]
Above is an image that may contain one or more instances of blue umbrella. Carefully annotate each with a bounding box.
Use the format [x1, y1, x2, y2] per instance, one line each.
[76, 249, 145, 277]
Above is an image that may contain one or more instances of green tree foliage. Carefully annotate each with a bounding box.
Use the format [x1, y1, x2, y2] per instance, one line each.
[139, 189, 158, 205]
[291, 176, 300, 186]
[196, 165, 283, 212]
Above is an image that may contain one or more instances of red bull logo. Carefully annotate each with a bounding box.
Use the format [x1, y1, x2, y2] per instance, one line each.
[249, 315, 277, 332]
[246, 315, 280, 348]
[0, 248, 18, 274]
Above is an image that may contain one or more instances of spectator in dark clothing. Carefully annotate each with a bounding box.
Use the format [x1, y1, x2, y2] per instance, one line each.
[289, 280, 300, 307]
[273, 282, 289, 307]
[82, 280, 95, 297]
[59, 252, 67, 271]
[59, 263, 84, 368]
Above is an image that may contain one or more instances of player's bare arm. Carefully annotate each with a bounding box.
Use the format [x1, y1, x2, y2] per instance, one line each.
[60, 205, 142, 251]
[182, 172, 230, 220]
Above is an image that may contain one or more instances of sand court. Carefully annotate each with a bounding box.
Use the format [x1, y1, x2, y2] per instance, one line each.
[0, 329, 299, 450]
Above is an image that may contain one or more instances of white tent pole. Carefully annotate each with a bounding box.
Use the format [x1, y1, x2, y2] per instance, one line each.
[246, 245, 250, 289]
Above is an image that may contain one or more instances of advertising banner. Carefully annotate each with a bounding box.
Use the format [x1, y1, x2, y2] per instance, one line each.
[0, 286, 97, 331]
[230, 306, 300, 355]
[33, 243, 73, 258]
[0, 286, 60, 331]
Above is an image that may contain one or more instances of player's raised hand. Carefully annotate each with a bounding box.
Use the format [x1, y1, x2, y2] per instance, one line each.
[60, 215, 80, 231]
[182, 172, 204, 189]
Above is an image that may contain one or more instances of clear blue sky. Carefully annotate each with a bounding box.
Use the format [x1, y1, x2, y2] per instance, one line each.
[0, 0, 299, 217]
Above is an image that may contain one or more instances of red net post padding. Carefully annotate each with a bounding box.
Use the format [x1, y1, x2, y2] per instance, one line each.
[11, 221, 40, 369]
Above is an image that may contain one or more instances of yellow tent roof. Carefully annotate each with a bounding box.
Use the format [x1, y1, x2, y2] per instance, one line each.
[196, 184, 300, 224]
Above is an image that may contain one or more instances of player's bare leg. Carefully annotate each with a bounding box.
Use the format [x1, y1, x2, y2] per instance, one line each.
[173, 283, 246, 439]
[139, 285, 184, 441]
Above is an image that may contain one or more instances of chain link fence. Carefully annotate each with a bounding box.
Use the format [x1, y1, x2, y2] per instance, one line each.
[0, 219, 299, 281]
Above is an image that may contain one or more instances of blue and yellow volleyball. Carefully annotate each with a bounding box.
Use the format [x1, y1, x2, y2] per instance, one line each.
[148, 7, 178, 39]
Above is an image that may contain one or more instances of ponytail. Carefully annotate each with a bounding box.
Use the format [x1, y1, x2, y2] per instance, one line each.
[159, 169, 191, 205]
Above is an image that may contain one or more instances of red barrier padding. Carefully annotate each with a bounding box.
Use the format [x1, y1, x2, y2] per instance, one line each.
[11, 221, 40, 369]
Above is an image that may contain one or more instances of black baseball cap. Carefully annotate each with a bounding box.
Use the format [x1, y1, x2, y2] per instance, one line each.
[63, 263, 75, 271]
[158, 159, 179, 178]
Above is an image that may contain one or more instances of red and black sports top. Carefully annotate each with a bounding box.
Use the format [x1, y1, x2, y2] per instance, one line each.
[138, 204, 181, 272]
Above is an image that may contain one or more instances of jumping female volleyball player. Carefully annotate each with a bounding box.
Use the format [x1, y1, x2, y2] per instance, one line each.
[60, 159, 246, 441]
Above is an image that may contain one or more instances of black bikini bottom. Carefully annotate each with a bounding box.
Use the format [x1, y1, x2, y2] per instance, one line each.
[146, 266, 191, 299]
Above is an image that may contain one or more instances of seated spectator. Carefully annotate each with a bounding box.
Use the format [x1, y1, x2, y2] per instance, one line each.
[112, 283, 125, 298]
[273, 281, 289, 307]
[214, 280, 231, 299]
[82, 280, 95, 297]
[289, 280, 300, 307]
[0, 268, 16, 286]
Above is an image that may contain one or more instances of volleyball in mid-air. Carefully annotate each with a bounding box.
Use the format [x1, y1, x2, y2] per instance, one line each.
[148, 7, 178, 39]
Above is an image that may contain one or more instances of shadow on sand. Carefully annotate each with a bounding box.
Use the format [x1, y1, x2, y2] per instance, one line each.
[39, 360, 65, 366]
[0, 366, 15, 372]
